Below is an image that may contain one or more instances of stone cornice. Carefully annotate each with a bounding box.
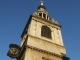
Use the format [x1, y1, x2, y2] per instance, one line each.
[28, 34, 65, 48]
[26, 45, 62, 58]
[32, 14, 61, 28]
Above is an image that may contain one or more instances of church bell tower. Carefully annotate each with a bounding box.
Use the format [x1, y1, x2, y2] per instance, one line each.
[7, 1, 70, 60]
[19, 1, 69, 60]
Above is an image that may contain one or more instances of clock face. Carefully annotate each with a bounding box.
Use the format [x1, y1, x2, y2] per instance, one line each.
[9, 48, 19, 55]
[7, 44, 21, 58]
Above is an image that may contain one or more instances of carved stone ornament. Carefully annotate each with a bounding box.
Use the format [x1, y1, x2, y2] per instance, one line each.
[7, 44, 21, 58]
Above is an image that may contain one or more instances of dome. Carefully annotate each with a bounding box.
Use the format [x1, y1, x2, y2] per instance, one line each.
[32, 1, 51, 20]
[38, 5, 46, 10]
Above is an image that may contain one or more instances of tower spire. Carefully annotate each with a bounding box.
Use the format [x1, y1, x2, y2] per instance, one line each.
[40, 0, 43, 5]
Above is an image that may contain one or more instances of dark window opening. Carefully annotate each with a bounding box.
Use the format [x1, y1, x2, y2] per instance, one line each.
[43, 13, 46, 19]
[39, 13, 42, 17]
[47, 15, 48, 20]
[41, 26, 51, 39]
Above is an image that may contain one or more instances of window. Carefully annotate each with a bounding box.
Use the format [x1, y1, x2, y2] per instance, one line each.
[43, 13, 46, 19]
[41, 26, 51, 39]
[47, 15, 48, 20]
[39, 13, 42, 17]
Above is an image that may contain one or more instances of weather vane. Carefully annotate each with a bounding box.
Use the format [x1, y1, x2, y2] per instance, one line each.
[40, 0, 43, 5]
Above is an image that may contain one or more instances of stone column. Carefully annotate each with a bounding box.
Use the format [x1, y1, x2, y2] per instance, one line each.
[58, 29, 64, 46]
[51, 27, 55, 43]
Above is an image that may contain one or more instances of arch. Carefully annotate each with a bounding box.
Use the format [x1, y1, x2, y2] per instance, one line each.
[38, 12, 50, 20]
[39, 13, 42, 17]
[41, 25, 51, 39]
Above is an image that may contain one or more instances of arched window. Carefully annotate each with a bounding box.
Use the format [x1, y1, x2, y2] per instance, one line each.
[41, 26, 51, 39]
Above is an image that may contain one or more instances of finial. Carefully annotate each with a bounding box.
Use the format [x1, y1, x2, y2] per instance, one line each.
[40, 0, 43, 5]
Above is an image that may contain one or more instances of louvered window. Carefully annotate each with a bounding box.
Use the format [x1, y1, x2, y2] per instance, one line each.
[41, 26, 51, 39]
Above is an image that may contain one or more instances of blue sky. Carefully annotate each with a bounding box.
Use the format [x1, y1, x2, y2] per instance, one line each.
[0, 0, 80, 60]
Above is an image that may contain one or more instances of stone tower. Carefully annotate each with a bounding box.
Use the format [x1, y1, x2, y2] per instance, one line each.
[18, 1, 69, 60]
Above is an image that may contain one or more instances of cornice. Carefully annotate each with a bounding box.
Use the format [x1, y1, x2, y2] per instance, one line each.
[32, 14, 61, 28]
[28, 34, 65, 48]
[26, 45, 62, 58]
